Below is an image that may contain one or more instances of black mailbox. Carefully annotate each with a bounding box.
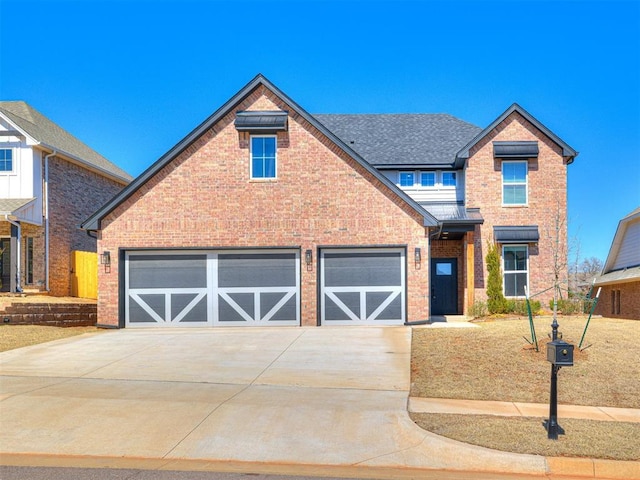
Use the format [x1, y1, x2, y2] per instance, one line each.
[547, 339, 574, 366]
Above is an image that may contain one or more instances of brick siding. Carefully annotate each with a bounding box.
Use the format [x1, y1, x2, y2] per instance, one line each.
[47, 157, 126, 296]
[595, 282, 640, 320]
[465, 112, 570, 305]
[98, 86, 431, 327]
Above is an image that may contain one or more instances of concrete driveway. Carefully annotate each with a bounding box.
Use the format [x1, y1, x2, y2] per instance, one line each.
[0, 327, 546, 476]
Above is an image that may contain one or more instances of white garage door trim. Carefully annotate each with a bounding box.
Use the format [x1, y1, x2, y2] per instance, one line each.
[320, 247, 406, 326]
[124, 249, 300, 327]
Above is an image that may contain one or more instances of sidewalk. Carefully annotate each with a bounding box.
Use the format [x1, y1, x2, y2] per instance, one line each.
[409, 397, 640, 423]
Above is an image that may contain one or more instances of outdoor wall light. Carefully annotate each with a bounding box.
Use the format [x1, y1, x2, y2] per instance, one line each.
[305, 249, 313, 266]
[414, 247, 421, 264]
[101, 251, 111, 273]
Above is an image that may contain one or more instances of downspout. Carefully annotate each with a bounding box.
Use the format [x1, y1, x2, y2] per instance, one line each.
[44, 150, 56, 292]
[4, 215, 21, 292]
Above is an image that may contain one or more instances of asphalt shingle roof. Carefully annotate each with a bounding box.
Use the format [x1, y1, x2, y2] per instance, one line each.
[314, 114, 482, 168]
[0, 101, 132, 183]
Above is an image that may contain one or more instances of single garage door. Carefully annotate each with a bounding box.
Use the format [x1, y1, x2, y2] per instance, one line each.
[125, 250, 299, 327]
[320, 248, 405, 325]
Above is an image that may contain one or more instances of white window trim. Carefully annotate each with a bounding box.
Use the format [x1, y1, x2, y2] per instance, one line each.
[397, 170, 457, 189]
[250, 135, 277, 180]
[419, 171, 436, 188]
[502, 160, 528, 206]
[399, 172, 415, 187]
[441, 171, 457, 188]
[0, 147, 15, 175]
[501, 244, 529, 298]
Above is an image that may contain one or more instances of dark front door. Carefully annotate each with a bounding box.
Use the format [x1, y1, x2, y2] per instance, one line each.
[431, 258, 458, 315]
[0, 238, 10, 292]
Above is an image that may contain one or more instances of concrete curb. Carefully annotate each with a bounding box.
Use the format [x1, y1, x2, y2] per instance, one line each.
[2, 453, 640, 480]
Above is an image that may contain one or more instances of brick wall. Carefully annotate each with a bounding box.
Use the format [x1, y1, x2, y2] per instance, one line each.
[48, 157, 127, 296]
[465, 112, 569, 305]
[594, 282, 640, 320]
[98, 86, 431, 327]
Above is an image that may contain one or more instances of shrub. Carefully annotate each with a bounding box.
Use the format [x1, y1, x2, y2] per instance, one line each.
[509, 299, 541, 316]
[486, 242, 508, 314]
[549, 298, 580, 315]
[468, 301, 487, 318]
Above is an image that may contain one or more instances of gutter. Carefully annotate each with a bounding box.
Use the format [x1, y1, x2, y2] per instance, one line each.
[4, 215, 22, 292]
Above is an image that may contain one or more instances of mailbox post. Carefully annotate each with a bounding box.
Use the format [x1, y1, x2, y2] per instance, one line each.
[544, 317, 574, 439]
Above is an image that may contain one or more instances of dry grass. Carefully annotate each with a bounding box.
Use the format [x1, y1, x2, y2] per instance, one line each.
[410, 316, 640, 460]
[0, 325, 104, 352]
[411, 316, 640, 408]
[411, 413, 640, 461]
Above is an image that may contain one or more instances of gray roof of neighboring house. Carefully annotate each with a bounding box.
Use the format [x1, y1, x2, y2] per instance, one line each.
[597, 206, 640, 280]
[0, 198, 35, 215]
[0, 101, 132, 184]
[314, 114, 482, 169]
[594, 265, 640, 286]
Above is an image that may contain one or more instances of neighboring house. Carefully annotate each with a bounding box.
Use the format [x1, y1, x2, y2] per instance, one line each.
[0, 101, 132, 296]
[594, 207, 640, 320]
[82, 74, 577, 328]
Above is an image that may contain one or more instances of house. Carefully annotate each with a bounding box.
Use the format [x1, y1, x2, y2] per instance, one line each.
[0, 101, 132, 296]
[81, 74, 577, 328]
[594, 207, 640, 320]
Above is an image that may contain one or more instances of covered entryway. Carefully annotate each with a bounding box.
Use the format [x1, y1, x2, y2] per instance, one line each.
[430, 258, 458, 315]
[320, 248, 405, 325]
[125, 249, 300, 327]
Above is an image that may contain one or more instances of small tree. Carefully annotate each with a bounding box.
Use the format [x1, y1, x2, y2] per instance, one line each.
[486, 241, 508, 314]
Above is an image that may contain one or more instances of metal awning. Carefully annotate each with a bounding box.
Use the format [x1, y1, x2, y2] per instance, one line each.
[493, 141, 539, 158]
[494, 225, 539, 243]
[234, 111, 288, 132]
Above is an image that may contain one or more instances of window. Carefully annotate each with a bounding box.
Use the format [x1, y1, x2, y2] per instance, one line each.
[250, 136, 276, 179]
[0, 149, 13, 172]
[420, 172, 435, 187]
[26, 237, 34, 284]
[442, 172, 457, 187]
[502, 161, 527, 205]
[503, 245, 528, 297]
[611, 290, 621, 315]
[399, 172, 415, 187]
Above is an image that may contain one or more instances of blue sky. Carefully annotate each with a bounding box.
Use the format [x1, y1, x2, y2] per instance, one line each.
[1, 0, 638, 264]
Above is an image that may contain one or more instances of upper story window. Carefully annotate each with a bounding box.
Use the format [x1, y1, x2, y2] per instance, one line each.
[399, 172, 415, 187]
[420, 172, 435, 187]
[251, 136, 276, 179]
[442, 172, 457, 187]
[502, 161, 527, 205]
[397, 170, 458, 189]
[0, 148, 13, 172]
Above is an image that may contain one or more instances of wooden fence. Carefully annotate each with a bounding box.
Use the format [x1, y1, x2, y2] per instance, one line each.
[71, 250, 98, 299]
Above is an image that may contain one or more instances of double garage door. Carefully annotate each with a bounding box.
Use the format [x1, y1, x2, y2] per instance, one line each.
[124, 248, 405, 327]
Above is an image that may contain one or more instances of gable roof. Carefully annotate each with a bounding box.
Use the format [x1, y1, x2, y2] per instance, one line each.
[0, 101, 132, 184]
[81, 74, 438, 231]
[596, 207, 640, 286]
[455, 103, 578, 165]
[315, 114, 481, 169]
